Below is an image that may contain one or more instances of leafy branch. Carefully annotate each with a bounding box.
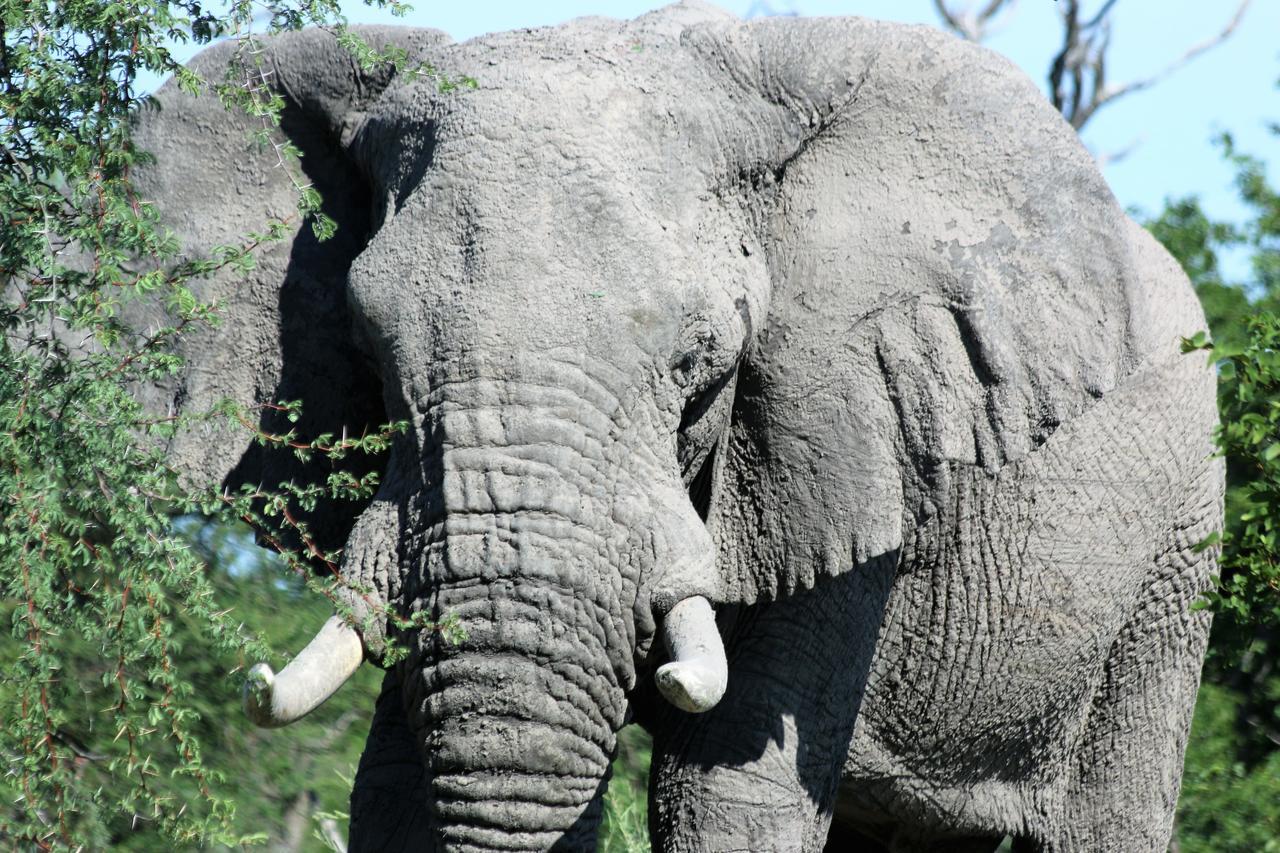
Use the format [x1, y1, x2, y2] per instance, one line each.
[0, 0, 472, 847]
[1183, 316, 1280, 627]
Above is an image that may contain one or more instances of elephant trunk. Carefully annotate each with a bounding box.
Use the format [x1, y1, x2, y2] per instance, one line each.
[405, 543, 625, 850]
[408, 614, 616, 849]
[397, 382, 721, 848]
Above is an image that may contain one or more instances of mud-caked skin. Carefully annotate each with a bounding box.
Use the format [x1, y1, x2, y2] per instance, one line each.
[134, 3, 1223, 851]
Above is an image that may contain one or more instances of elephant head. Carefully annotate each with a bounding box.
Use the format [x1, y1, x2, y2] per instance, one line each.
[137, 3, 1198, 849]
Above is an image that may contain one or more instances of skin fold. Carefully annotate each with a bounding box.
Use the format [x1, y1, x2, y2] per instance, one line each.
[134, 3, 1223, 851]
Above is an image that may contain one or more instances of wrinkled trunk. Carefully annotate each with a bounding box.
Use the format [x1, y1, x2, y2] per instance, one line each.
[398, 391, 647, 850]
[248, 367, 726, 848]
[402, 620, 618, 850]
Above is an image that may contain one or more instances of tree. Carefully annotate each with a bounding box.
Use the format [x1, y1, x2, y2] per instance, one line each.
[0, 0, 439, 847]
[0, 518, 385, 850]
[1154, 121, 1280, 807]
[934, 0, 1251, 164]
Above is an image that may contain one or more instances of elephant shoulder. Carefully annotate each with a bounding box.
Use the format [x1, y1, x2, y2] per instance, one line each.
[706, 15, 1190, 607]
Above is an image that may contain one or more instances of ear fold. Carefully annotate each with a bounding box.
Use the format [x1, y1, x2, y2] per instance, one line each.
[705, 17, 1152, 604]
[132, 27, 446, 553]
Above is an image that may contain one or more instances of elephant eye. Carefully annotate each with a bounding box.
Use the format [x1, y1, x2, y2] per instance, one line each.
[673, 351, 699, 385]
[670, 321, 736, 395]
[679, 365, 735, 427]
[676, 366, 736, 521]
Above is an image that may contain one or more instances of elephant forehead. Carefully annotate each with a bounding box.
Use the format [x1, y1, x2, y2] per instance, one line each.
[359, 10, 732, 212]
[340, 13, 777, 377]
[346, 192, 688, 374]
[347, 144, 760, 392]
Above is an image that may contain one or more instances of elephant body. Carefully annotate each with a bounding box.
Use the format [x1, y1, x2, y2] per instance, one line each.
[135, 3, 1221, 851]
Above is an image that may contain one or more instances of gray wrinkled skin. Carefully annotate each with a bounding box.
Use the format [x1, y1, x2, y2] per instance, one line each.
[133, 3, 1222, 851]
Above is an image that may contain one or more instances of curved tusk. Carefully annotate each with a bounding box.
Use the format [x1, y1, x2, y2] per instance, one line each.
[655, 596, 727, 713]
[243, 615, 364, 728]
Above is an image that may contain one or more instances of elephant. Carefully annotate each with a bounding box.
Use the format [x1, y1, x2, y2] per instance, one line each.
[132, 2, 1223, 850]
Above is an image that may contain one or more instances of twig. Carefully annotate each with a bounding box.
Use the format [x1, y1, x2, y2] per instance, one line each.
[1095, 133, 1146, 169]
[318, 817, 347, 853]
[1082, 0, 1251, 125]
[1081, 0, 1119, 30]
[932, 0, 1016, 42]
[1048, 0, 1251, 131]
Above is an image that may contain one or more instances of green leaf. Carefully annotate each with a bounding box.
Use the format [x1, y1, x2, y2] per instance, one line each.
[1180, 330, 1211, 352]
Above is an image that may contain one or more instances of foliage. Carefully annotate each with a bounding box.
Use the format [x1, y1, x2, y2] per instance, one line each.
[0, 0, 467, 847]
[1156, 125, 1280, 639]
[1183, 313, 1280, 630]
[0, 519, 384, 850]
[1146, 83, 1280, 848]
[167, 522, 382, 853]
[600, 726, 653, 853]
[1176, 683, 1280, 852]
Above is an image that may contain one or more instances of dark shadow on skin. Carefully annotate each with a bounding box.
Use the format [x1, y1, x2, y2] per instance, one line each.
[227, 96, 388, 558]
[392, 121, 438, 217]
[342, 392, 449, 851]
[553, 777, 610, 852]
[349, 670, 436, 853]
[647, 550, 899, 846]
[821, 819, 891, 853]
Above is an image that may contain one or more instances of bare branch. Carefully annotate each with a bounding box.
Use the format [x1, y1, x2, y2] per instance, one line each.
[933, 0, 1017, 42]
[318, 817, 348, 853]
[975, 0, 1009, 24]
[1088, 0, 1251, 121]
[933, 0, 965, 35]
[1074, 18, 1112, 130]
[1048, 0, 1081, 116]
[1095, 133, 1146, 169]
[1081, 0, 1119, 31]
[1045, 0, 1251, 132]
[744, 0, 800, 18]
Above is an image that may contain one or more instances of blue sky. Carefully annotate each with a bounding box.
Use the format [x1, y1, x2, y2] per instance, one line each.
[161, 0, 1278, 279]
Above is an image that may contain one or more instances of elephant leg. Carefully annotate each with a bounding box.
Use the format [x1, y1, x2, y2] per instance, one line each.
[650, 560, 895, 853]
[348, 668, 434, 852]
[1038, 546, 1214, 852]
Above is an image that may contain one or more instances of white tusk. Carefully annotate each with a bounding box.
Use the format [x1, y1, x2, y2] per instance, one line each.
[243, 615, 364, 728]
[655, 596, 727, 713]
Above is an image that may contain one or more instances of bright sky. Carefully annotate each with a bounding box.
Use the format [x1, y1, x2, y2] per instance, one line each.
[162, 0, 1279, 280]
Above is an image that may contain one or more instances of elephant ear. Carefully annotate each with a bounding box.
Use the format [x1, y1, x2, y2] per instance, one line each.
[701, 17, 1160, 604]
[131, 26, 447, 553]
